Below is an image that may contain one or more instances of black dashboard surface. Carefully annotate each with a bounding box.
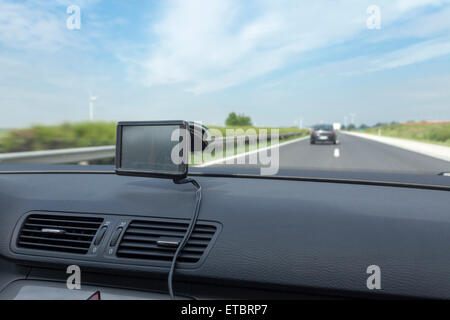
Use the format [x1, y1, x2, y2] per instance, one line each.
[1, 165, 450, 299]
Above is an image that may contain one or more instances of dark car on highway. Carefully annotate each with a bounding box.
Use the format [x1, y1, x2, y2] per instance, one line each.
[310, 124, 337, 144]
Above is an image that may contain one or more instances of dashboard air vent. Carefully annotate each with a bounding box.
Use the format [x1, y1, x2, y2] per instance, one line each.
[17, 213, 103, 254]
[117, 219, 217, 264]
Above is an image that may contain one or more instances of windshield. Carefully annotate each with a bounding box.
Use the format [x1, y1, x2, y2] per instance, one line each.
[313, 125, 334, 131]
[1, 1, 450, 176]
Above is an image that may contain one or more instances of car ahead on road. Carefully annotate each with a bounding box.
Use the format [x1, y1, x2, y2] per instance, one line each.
[310, 124, 337, 144]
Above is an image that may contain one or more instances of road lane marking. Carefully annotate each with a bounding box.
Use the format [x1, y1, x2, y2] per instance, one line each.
[197, 136, 309, 167]
[334, 148, 340, 158]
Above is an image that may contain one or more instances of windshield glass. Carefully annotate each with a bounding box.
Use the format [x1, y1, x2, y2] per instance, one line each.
[313, 125, 334, 131]
[1, 1, 450, 175]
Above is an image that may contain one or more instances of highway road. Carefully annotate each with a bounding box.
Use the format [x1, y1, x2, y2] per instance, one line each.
[209, 132, 450, 174]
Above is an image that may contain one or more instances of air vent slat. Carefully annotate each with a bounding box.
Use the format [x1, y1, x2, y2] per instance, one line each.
[119, 241, 206, 253]
[117, 219, 217, 265]
[28, 217, 102, 226]
[24, 223, 99, 232]
[19, 235, 93, 245]
[18, 241, 89, 253]
[125, 228, 214, 240]
[21, 229, 94, 238]
[28, 214, 103, 221]
[130, 222, 216, 233]
[17, 213, 103, 254]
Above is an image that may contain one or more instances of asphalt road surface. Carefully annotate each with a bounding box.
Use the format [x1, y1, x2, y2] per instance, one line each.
[211, 132, 450, 174]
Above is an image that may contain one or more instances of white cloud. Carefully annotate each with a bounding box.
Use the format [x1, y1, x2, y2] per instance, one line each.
[369, 37, 450, 72]
[322, 35, 450, 77]
[135, 0, 450, 94]
[0, 0, 99, 50]
[1, 0, 449, 93]
[137, 0, 366, 94]
[0, 1, 65, 49]
[396, 0, 450, 12]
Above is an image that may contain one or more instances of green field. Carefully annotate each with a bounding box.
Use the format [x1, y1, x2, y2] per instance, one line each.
[0, 129, 8, 139]
[0, 122, 308, 153]
[364, 122, 450, 147]
[0, 122, 117, 153]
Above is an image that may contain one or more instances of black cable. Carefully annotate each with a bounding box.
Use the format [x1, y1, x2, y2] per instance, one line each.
[168, 178, 202, 299]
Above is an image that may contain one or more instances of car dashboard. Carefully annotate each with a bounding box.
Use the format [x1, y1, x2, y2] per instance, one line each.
[1, 165, 450, 299]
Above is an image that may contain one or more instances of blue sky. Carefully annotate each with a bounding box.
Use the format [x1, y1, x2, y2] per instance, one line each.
[0, 0, 450, 128]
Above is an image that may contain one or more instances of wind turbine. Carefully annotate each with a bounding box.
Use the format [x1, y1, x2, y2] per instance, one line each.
[89, 93, 98, 121]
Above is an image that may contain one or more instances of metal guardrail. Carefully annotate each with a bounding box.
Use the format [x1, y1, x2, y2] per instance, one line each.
[0, 146, 115, 164]
[212, 132, 301, 144]
[0, 132, 306, 164]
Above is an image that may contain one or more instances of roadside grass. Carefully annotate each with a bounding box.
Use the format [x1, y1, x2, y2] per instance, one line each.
[0, 122, 117, 153]
[0, 122, 309, 154]
[0, 129, 8, 139]
[364, 123, 450, 147]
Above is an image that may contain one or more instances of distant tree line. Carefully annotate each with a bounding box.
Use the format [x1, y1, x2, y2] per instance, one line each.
[342, 121, 399, 131]
[225, 112, 252, 126]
